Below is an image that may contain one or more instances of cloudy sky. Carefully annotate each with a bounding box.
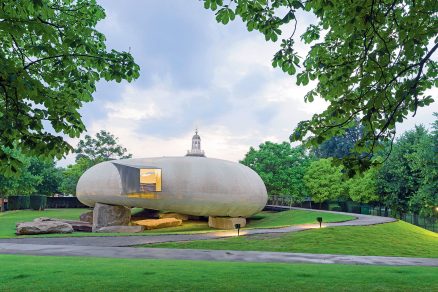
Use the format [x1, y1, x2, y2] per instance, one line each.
[61, 1, 438, 165]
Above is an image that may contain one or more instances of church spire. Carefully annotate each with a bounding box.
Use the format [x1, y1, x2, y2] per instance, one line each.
[186, 129, 205, 157]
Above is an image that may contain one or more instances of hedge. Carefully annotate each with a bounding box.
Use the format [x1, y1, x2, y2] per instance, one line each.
[30, 195, 47, 210]
[46, 197, 87, 208]
[8, 196, 30, 210]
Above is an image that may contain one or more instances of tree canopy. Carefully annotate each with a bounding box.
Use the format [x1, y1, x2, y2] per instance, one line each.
[75, 130, 132, 163]
[304, 158, 345, 207]
[0, 0, 140, 175]
[203, 0, 438, 172]
[240, 141, 311, 201]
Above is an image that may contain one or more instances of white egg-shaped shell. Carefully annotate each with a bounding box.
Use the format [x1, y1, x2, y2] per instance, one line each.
[76, 157, 267, 217]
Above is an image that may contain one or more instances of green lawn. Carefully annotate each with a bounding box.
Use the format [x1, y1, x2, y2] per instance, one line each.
[247, 210, 355, 228]
[0, 209, 88, 238]
[0, 255, 436, 291]
[0, 209, 354, 238]
[146, 221, 438, 258]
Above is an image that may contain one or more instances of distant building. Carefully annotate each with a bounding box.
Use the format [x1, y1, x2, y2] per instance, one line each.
[186, 129, 205, 157]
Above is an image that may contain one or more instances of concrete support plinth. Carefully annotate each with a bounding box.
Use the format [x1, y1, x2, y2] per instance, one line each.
[208, 216, 246, 229]
[92, 203, 131, 232]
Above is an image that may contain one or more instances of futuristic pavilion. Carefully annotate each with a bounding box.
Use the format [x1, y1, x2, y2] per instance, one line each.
[76, 131, 268, 228]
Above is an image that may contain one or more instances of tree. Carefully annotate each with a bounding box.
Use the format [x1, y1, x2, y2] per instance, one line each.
[376, 125, 431, 217]
[304, 158, 345, 208]
[59, 157, 93, 196]
[59, 130, 132, 195]
[28, 157, 63, 196]
[202, 0, 437, 171]
[347, 167, 378, 204]
[0, 0, 140, 175]
[0, 148, 41, 211]
[240, 142, 311, 202]
[314, 123, 363, 159]
[75, 130, 132, 163]
[404, 114, 438, 217]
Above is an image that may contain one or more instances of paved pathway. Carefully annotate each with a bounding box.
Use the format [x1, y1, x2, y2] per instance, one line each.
[2, 207, 428, 267]
[0, 207, 396, 247]
[0, 243, 436, 266]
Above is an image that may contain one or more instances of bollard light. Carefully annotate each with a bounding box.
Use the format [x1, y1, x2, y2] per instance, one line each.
[316, 217, 323, 228]
[234, 223, 241, 236]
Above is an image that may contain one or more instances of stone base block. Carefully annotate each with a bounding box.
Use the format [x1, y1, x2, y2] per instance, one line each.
[93, 203, 131, 231]
[208, 217, 246, 230]
[94, 225, 145, 233]
[159, 212, 189, 221]
[79, 211, 93, 223]
[132, 218, 182, 230]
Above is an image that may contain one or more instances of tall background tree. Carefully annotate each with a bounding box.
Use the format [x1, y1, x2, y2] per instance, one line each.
[303, 158, 345, 208]
[75, 130, 132, 163]
[203, 0, 437, 171]
[240, 142, 311, 202]
[0, 0, 140, 175]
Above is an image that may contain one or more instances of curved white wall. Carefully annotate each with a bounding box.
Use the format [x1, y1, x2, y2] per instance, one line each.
[76, 157, 267, 217]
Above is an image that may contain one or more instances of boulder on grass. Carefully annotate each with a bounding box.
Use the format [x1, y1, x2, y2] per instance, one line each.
[93, 203, 131, 230]
[94, 225, 145, 233]
[16, 221, 73, 235]
[33, 217, 92, 232]
[132, 218, 182, 230]
[79, 211, 93, 223]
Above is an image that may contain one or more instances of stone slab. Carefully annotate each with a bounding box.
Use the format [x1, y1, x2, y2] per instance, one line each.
[132, 218, 182, 230]
[208, 217, 246, 229]
[16, 221, 73, 235]
[159, 213, 189, 221]
[93, 203, 131, 231]
[94, 226, 145, 233]
[34, 217, 92, 232]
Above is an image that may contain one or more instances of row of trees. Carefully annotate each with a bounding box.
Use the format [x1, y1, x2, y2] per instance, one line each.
[0, 131, 131, 211]
[241, 115, 438, 218]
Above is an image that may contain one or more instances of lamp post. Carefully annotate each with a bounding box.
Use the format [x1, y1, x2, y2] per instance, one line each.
[234, 223, 241, 236]
[316, 217, 323, 228]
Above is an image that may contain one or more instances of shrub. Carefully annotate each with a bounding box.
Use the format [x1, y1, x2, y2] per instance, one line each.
[8, 196, 31, 210]
[30, 195, 47, 210]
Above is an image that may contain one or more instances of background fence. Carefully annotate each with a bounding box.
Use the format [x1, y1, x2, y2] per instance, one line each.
[266, 195, 437, 232]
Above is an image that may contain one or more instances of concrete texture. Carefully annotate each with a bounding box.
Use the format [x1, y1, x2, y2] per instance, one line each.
[208, 216, 246, 229]
[0, 243, 436, 266]
[76, 157, 268, 217]
[94, 226, 144, 233]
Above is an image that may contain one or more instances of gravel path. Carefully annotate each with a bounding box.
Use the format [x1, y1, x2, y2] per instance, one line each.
[0, 244, 436, 266]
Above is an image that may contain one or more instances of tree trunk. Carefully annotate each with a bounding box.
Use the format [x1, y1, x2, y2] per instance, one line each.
[0, 198, 4, 212]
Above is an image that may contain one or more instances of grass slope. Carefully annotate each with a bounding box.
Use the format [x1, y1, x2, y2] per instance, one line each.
[247, 210, 354, 228]
[0, 209, 354, 238]
[0, 255, 436, 291]
[146, 221, 438, 258]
